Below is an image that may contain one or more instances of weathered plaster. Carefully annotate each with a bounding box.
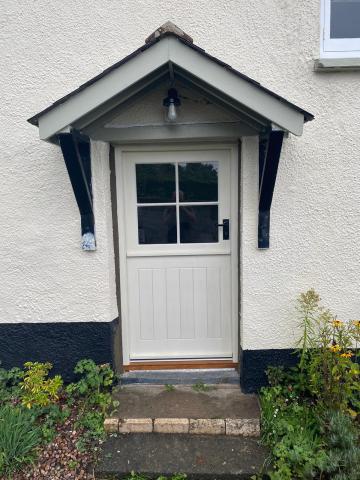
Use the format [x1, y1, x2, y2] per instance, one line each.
[0, 1, 359, 352]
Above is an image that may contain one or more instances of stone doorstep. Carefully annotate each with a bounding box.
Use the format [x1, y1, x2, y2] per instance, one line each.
[104, 417, 260, 437]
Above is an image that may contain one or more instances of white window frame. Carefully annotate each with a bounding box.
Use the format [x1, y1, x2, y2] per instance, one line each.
[321, 0, 360, 58]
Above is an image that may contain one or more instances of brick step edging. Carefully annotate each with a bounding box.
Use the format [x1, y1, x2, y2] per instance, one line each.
[104, 417, 260, 437]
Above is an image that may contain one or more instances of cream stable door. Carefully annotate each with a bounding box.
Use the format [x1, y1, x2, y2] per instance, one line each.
[117, 146, 238, 362]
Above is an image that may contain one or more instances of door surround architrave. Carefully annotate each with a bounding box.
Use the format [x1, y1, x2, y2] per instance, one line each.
[114, 142, 239, 367]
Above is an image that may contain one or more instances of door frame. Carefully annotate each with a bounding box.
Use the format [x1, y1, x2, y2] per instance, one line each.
[115, 143, 239, 366]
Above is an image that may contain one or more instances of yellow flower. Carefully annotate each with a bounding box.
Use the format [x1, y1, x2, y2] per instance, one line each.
[340, 351, 354, 358]
[332, 319, 343, 328]
[353, 320, 360, 328]
[329, 344, 341, 353]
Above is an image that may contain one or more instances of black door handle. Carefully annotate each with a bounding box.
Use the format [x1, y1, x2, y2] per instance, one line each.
[217, 219, 229, 240]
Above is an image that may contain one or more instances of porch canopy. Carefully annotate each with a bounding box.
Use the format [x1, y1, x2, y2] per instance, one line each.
[28, 22, 313, 248]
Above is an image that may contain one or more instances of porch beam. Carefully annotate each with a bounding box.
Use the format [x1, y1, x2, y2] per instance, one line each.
[258, 130, 284, 249]
[58, 130, 95, 250]
[85, 121, 257, 143]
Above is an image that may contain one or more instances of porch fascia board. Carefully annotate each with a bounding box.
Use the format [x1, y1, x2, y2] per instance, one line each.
[73, 67, 169, 132]
[38, 40, 170, 141]
[168, 37, 305, 136]
[36, 37, 308, 141]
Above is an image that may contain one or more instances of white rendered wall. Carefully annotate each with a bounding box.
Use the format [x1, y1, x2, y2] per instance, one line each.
[0, 1, 359, 350]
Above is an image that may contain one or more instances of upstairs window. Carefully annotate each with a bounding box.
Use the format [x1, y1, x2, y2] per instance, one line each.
[321, 0, 360, 57]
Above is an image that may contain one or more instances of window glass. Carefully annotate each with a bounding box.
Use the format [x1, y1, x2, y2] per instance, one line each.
[138, 206, 177, 244]
[178, 162, 218, 202]
[180, 205, 218, 243]
[136, 162, 220, 245]
[136, 163, 176, 203]
[330, 0, 360, 38]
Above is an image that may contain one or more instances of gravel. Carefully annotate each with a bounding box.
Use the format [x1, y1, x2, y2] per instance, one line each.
[11, 407, 99, 480]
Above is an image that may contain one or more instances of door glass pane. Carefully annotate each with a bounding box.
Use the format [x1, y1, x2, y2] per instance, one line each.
[138, 206, 177, 244]
[331, 0, 360, 38]
[180, 205, 218, 243]
[136, 163, 176, 203]
[178, 162, 218, 202]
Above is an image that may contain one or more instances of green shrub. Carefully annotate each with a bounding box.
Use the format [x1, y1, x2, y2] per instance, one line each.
[19, 362, 63, 409]
[260, 386, 327, 479]
[39, 403, 71, 442]
[0, 364, 22, 405]
[258, 290, 360, 479]
[66, 359, 114, 411]
[0, 359, 117, 475]
[0, 405, 42, 477]
[322, 410, 360, 480]
[66, 360, 116, 449]
[296, 289, 360, 413]
[78, 410, 103, 433]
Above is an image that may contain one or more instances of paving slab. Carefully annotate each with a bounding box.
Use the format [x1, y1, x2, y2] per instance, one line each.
[95, 433, 267, 479]
[118, 418, 153, 433]
[111, 384, 260, 420]
[154, 418, 189, 434]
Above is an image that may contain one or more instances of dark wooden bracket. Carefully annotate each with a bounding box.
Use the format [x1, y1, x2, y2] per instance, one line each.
[258, 129, 285, 249]
[58, 130, 95, 247]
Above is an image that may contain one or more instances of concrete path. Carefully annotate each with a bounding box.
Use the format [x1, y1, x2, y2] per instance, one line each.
[96, 433, 267, 479]
[105, 384, 260, 437]
[111, 384, 259, 419]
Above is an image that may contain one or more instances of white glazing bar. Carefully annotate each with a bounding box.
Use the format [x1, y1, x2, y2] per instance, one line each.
[175, 162, 180, 244]
[136, 201, 219, 207]
[137, 202, 176, 207]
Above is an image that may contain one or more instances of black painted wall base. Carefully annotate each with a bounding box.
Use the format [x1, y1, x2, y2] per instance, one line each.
[0, 319, 119, 381]
[0, 322, 300, 391]
[240, 348, 299, 393]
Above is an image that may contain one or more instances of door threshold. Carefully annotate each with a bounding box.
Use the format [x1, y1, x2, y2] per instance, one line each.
[124, 360, 238, 371]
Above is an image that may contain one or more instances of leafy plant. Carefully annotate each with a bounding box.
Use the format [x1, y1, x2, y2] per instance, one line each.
[67, 459, 79, 470]
[0, 364, 23, 405]
[126, 473, 149, 480]
[296, 289, 360, 412]
[125, 474, 187, 480]
[66, 359, 114, 411]
[76, 410, 105, 440]
[39, 403, 71, 442]
[158, 475, 187, 480]
[258, 290, 360, 479]
[0, 358, 117, 477]
[322, 410, 360, 480]
[164, 384, 175, 392]
[19, 362, 63, 409]
[66, 360, 116, 449]
[0, 405, 42, 477]
[260, 385, 327, 479]
[192, 381, 212, 392]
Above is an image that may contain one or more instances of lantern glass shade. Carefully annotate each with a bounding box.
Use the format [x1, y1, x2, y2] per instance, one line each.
[163, 88, 180, 123]
[167, 99, 177, 122]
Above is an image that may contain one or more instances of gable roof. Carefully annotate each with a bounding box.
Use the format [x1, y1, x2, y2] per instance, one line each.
[28, 22, 314, 140]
